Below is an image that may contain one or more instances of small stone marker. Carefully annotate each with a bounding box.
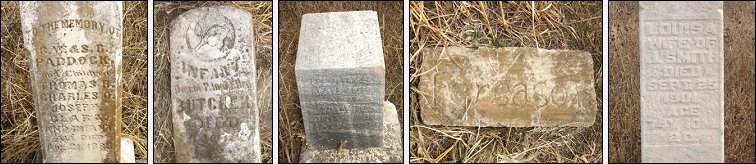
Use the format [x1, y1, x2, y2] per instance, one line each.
[419, 46, 597, 127]
[20, 2, 123, 162]
[296, 11, 385, 150]
[640, 2, 724, 162]
[120, 137, 136, 163]
[170, 6, 259, 162]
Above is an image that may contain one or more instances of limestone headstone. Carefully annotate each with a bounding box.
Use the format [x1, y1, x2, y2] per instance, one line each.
[419, 46, 597, 127]
[20, 2, 123, 162]
[295, 11, 385, 149]
[640, 2, 724, 162]
[170, 6, 259, 162]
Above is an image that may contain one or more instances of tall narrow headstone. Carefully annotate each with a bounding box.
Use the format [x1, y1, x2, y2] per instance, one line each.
[295, 11, 385, 150]
[640, 2, 724, 162]
[170, 6, 259, 162]
[20, 1, 123, 162]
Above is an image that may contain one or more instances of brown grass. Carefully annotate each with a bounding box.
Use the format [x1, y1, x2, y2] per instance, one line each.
[0, 1, 147, 163]
[410, 1, 602, 163]
[152, 1, 273, 163]
[608, 1, 755, 163]
[277, 1, 404, 163]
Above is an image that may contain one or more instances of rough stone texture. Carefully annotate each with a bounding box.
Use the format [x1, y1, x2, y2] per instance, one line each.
[295, 11, 386, 149]
[419, 46, 597, 127]
[170, 6, 260, 163]
[639, 2, 724, 163]
[299, 101, 402, 163]
[19, 2, 123, 162]
[295, 11, 384, 70]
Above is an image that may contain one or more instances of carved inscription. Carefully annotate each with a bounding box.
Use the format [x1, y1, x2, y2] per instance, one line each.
[20, 2, 123, 162]
[295, 11, 386, 150]
[641, 20, 722, 144]
[419, 47, 597, 127]
[639, 2, 723, 162]
[170, 6, 259, 163]
[297, 68, 385, 149]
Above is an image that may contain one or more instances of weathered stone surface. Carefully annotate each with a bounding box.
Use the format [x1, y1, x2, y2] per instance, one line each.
[639, 2, 724, 163]
[295, 11, 385, 149]
[419, 46, 597, 127]
[20, 2, 123, 162]
[300, 101, 402, 163]
[170, 6, 259, 163]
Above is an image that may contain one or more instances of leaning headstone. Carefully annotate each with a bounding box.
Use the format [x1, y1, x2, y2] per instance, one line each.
[20, 2, 124, 162]
[170, 6, 259, 162]
[296, 11, 385, 150]
[419, 46, 597, 127]
[639, 2, 724, 162]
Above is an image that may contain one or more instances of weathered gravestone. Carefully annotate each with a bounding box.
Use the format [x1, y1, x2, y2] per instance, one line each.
[640, 2, 724, 162]
[300, 101, 402, 163]
[419, 46, 597, 127]
[20, 2, 124, 162]
[295, 11, 400, 163]
[296, 10, 385, 150]
[170, 6, 260, 162]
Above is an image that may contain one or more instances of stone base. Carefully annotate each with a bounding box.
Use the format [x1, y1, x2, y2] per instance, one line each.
[299, 101, 402, 163]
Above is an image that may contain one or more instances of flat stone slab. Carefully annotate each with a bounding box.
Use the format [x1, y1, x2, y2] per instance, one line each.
[639, 2, 724, 163]
[20, 1, 123, 162]
[419, 46, 597, 127]
[295, 11, 386, 149]
[300, 101, 402, 163]
[170, 6, 260, 162]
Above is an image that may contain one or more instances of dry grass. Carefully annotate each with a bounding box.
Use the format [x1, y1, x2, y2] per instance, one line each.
[410, 1, 603, 163]
[277, 1, 404, 163]
[0, 1, 147, 163]
[152, 1, 273, 163]
[608, 2, 755, 163]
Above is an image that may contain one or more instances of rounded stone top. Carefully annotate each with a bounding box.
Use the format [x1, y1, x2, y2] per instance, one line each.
[170, 5, 255, 63]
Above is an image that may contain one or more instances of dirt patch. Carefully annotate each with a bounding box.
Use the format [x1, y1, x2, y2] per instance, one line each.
[608, 1, 755, 163]
[278, 1, 404, 163]
[152, 1, 272, 163]
[1, 1, 147, 162]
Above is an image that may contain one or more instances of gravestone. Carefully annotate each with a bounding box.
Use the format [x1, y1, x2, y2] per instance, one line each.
[300, 101, 402, 163]
[20, 2, 124, 162]
[295, 11, 385, 150]
[639, 2, 724, 162]
[170, 6, 259, 162]
[419, 46, 597, 127]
